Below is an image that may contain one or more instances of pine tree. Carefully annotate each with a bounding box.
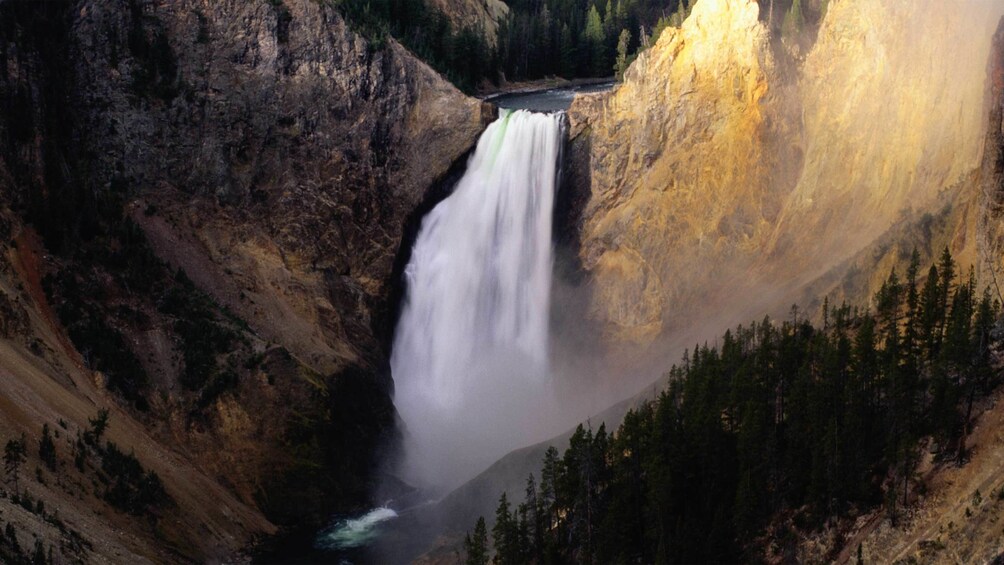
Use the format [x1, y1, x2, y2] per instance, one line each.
[524, 474, 543, 561]
[468, 251, 1001, 561]
[87, 408, 110, 445]
[492, 492, 515, 565]
[31, 539, 46, 565]
[39, 424, 56, 472]
[4, 435, 26, 496]
[919, 264, 942, 361]
[603, 0, 615, 34]
[464, 517, 489, 565]
[559, 24, 576, 79]
[781, 0, 804, 42]
[614, 28, 631, 79]
[937, 247, 957, 344]
[5, 523, 20, 555]
[539, 446, 561, 534]
[904, 250, 921, 368]
[583, 6, 607, 76]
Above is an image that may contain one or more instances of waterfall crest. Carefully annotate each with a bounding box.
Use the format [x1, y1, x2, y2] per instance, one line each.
[392, 110, 565, 491]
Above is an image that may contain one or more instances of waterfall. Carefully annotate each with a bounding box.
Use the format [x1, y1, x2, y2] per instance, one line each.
[391, 110, 565, 491]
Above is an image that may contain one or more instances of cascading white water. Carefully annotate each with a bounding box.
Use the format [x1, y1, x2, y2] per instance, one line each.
[315, 507, 399, 550]
[392, 110, 565, 492]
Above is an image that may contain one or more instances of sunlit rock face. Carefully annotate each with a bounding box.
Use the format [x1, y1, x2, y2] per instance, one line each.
[570, 0, 777, 344]
[775, 0, 1001, 266]
[980, 19, 1004, 286]
[570, 0, 1004, 348]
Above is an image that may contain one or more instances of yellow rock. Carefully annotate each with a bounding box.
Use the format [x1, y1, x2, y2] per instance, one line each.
[570, 0, 1004, 347]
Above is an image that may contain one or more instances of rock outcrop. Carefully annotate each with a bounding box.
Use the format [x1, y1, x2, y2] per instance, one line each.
[68, 0, 488, 376]
[568, 0, 1004, 348]
[428, 0, 509, 44]
[569, 0, 780, 344]
[0, 0, 489, 560]
[981, 17, 1004, 297]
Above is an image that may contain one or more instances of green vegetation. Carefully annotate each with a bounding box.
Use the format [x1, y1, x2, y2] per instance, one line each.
[84, 409, 109, 445]
[781, 0, 805, 42]
[44, 209, 249, 413]
[614, 28, 631, 79]
[49, 280, 151, 410]
[470, 249, 1002, 562]
[324, 0, 495, 92]
[497, 0, 683, 81]
[43, 217, 162, 411]
[327, 0, 688, 91]
[100, 442, 168, 516]
[158, 270, 242, 391]
[0, 419, 137, 563]
[464, 516, 490, 565]
[3, 435, 26, 497]
[77, 411, 172, 516]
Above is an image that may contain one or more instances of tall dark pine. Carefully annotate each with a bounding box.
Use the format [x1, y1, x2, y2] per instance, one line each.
[465, 517, 490, 565]
[4, 435, 27, 496]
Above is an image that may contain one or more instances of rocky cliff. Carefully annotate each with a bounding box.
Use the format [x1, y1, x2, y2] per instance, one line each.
[70, 0, 489, 375]
[568, 0, 1004, 349]
[981, 17, 1004, 297]
[0, 0, 488, 560]
[569, 0, 780, 344]
[428, 0, 509, 44]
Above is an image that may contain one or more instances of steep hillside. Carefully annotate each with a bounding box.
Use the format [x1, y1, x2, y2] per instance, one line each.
[802, 17, 1004, 564]
[0, 226, 273, 562]
[427, 0, 508, 44]
[568, 0, 1004, 350]
[0, 0, 489, 559]
[410, 0, 1004, 560]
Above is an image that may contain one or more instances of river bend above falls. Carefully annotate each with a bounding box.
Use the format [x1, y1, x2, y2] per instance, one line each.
[486, 80, 614, 112]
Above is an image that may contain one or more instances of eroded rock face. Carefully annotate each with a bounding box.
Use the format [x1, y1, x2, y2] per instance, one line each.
[68, 0, 488, 376]
[569, 0, 1004, 347]
[569, 0, 783, 344]
[427, 0, 509, 45]
[980, 18, 1004, 286]
[773, 0, 998, 267]
[0, 0, 488, 560]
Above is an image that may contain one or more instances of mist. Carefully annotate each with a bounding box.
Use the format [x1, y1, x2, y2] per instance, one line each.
[381, 0, 1004, 552]
[390, 110, 568, 493]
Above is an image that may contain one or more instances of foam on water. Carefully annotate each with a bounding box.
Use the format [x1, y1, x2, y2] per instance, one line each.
[315, 507, 399, 550]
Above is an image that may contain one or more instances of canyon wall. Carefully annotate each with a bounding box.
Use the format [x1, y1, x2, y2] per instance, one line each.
[0, 0, 488, 560]
[569, 0, 1004, 348]
[428, 0, 509, 44]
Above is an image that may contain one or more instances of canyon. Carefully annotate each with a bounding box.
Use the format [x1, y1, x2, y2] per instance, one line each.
[0, 0, 1002, 562]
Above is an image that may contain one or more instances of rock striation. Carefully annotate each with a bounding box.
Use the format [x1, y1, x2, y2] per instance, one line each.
[428, 0, 509, 45]
[568, 0, 1004, 348]
[0, 0, 489, 560]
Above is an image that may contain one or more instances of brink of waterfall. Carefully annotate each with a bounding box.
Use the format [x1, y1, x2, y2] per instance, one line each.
[391, 110, 565, 492]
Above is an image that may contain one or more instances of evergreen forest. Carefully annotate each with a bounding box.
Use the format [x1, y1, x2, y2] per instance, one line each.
[466, 249, 1004, 563]
[328, 0, 700, 91]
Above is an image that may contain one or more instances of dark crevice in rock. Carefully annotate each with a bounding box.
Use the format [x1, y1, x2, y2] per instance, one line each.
[378, 134, 484, 360]
[0, 1, 88, 253]
[553, 123, 591, 287]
